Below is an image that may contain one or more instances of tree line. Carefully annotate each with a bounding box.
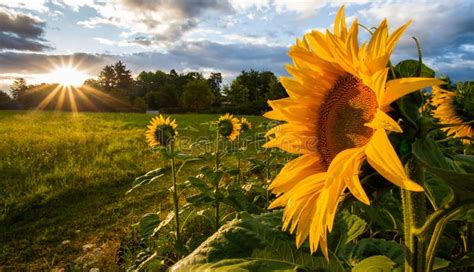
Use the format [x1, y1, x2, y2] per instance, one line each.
[0, 61, 287, 114]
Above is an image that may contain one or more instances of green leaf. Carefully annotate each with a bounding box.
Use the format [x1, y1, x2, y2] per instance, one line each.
[201, 167, 224, 186]
[137, 213, 161, 240]
[181, 258, 298, 271]
[424, 171, 454, 209]
[452, 208, 474, 222]
[454, 155, 474, 173]
[356, 188, 403, 233]
[446, 253, 474, 269]
[186, 193, 215, 206]
[395, 60, 435, 78]
[152, 211, 175, 237]
[171, 211, 345, 272]
[433, 257, 450, 270]
[352, 255, 396, 272]
[341, 238, 404, 266]
[127, 167, 167, 194]
[222, 185, 261, 214]
[397, 95, 420, 128]
[412, 138, 474, 195]
[187, 176, 213, 197]
[328, 211, 367, 254]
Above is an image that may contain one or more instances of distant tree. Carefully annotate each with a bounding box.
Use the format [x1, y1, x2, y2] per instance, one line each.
[132, 97, 147, 112]
[0, 91, 10, 103]
[208, 72, 222, 105]
[10, 78, 28, 101]
[83, 78, 101, 90]
[268, 79, 287, 100]
[113, 61, 133, 89]
[98, 65, 116, 91]
[0, 90, 11, 109]
[226, 80, 250, 105]
[182, 79, 214, 111]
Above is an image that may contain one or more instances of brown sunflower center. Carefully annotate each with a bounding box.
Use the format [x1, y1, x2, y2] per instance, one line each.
[317, 74, 378, 168]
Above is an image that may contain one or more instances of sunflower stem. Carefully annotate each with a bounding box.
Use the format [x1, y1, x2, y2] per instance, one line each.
[169, 140, 181, 247]
[214, 130, 220, 230]
[402, 158, 426, 272]
[237, 135, 241, 184]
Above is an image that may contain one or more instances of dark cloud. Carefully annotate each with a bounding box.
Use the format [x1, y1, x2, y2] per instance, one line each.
[0, 32, 50, 51]
[0, 41, 289, 79]
[121, 0, 233, 18]
[0, 9, 51, 51]
[0, 52, 109, 74]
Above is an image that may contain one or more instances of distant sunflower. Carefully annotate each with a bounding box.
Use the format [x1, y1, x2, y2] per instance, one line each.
[217, 113, 241, 141]
[431, 85, 473, 143]
[264, 6, 443, 256]
[240, 117, 252, 132]
[146, 115, 178, 147]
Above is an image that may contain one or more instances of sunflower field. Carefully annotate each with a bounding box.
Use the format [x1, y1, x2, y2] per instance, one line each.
[125, 6, 474, 272]
[1, 4, 473, 272]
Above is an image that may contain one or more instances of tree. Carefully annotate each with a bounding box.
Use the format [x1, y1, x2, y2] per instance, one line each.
[132, 97, 147, 112]
[98, 65, 116, 91]
[208, 72, 222, 106]
[182, 79, 214, 111]
[226, 80, 250, 105]
[0, 90, 12, 109]
[10, 78, 27, 101]
[113, 60, 133, 89]
[268, 79, 287, 100]
[83, 78, 101, 89]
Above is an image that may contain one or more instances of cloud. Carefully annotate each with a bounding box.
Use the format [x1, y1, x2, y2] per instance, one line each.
[358, 1, 474, 55]
[0, 40, 289, 88]
[0, 8, 51, 51]
[76, 0, 234, 46]
[0, 52, 108, 74]
[0, 0, 48, 12]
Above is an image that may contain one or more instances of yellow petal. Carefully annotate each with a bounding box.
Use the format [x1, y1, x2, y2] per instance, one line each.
[382, 78, 445, 106]
[365, 129, 423, 191]
[386, 20, 411, 55]
[366, 109, 402, 133]
[268, 154, 324, 193]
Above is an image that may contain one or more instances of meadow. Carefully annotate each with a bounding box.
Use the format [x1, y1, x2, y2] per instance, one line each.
[0, 111, 266, 270]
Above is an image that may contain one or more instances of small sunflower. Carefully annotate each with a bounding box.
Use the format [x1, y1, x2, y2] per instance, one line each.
[240, 117, 252, 132]
[217, 113, 241, 141]
[146, 115, 178, 147]
[264, 6, 443, 256]
[431, 84, 473, 143]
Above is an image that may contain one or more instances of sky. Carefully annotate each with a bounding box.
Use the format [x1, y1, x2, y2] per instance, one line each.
[0, 0, 473, 92]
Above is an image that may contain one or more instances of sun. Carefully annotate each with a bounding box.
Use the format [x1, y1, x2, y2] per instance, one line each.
[46, 65, 89, 87]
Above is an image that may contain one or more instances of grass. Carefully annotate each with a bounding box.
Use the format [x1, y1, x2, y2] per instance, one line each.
[0, 111, 266, 270]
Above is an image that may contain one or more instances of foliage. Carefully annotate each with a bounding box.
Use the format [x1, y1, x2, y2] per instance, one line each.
[181, 79, 214, 111]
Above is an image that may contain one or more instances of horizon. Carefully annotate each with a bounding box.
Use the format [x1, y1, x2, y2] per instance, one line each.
[1, 0, 473, 92]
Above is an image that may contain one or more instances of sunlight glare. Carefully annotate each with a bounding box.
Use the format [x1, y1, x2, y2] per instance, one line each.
[46, 66, 88, 87]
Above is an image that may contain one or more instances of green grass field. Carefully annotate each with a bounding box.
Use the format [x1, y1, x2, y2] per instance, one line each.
[0, 111, 265, 270]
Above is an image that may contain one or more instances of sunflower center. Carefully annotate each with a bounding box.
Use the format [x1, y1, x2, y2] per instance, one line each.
[317, 74, 378, 168]
[155, 125, 176, 145]
[218, 120, 233, 137]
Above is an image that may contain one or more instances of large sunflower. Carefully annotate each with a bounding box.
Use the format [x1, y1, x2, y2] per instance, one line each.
[431, 85, 473, 144]
[263, 7, 443, 256]
[217, 113, 241, 141]
[146, 115, 178, 147]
